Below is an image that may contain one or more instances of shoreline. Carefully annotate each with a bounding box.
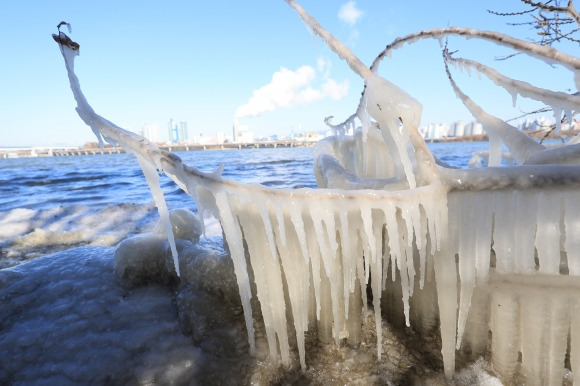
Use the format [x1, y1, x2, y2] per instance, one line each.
[0, 140, 318, 158]
[4, 129, 578, 158]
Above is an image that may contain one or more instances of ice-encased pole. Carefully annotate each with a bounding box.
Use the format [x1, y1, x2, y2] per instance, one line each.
[53, 30, 182, 276]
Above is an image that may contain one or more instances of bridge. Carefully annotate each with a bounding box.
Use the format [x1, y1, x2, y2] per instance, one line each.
[1, 140, 318, 158]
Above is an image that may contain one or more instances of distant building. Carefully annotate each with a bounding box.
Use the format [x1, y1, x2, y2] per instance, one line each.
[167, 119, 189, 143]
[179, 121, 189, 142]
[142, 123, 161, 143]
[233, 119, 240, 142]
[452, 121, 465, 137]
[168, 119, 178, 142]
[232, 119, 253, 143]
[464, 121, 473, 136]
[419, 120, 484, 140]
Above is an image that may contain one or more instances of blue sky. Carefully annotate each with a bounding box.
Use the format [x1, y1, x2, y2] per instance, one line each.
[1, 0, 577, 147]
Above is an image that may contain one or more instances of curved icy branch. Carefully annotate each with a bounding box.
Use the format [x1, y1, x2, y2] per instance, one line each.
[441, 163, 580, 191]
[371, 27, 580, 90]
[324, 113, 358, 135]
[524, 142, 580, 164]
[285, 0, 373, 80]
[446, 55, 580, 124]
[444, 60, 546, 164]
[521, 0, 580, 25]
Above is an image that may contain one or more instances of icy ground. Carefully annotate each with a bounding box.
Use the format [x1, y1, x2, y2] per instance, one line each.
[0, 238, 504, 385]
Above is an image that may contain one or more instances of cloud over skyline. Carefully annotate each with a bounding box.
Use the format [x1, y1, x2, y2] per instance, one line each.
[234, 65, 349, 119]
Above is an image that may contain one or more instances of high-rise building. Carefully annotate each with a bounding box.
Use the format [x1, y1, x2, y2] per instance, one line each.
[143, 123, 160, 143]
[453, 121, 465, 137]
[179, 121, 189, 142]
[168, 119, 179, 143]
[233, 119, 240, 142]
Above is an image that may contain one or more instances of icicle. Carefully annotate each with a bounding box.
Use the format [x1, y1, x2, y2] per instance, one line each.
[565, 195, 580, 275]
[356, 231, 368, 316]
[214, 191, 256, 354]
[520, 294, 548, 384]
[338, 209, 353, 318]
[490, 286, 520, 378]
[276, 215, 311, 368]
[512, 190, 537, 274]
[276, 202, 286, 247]
[305, 217, 323, 321]
[310, 206, 332, 279]
[456, 192, 477, 350]
[258, 204, 278, 262]
[433, 236, 458, 379]
[394, 205, 416, 300]
[492, 191, 515, 273]
[238, 207, 286, 363]
[544, 296, 569, 386]
[565, 109, 573, 125]
[136, 155, 180, 277]
[370, 227, 384, 359]
[535, 191, 562, 274]
[472, 191, 493, 282]
[553, 106, 563, 134]
[460, 285, 490, 358]
[289, 201, 309, 264]
[418, 204, 428, 289]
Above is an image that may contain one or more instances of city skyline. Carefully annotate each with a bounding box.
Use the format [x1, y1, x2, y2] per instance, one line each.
[131, 114, 569, 146]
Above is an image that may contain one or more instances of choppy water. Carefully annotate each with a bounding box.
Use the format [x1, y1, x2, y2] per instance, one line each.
[0, 142, 488, 212]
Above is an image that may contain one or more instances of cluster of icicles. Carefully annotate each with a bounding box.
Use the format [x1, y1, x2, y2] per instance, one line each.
[54, 1, 580, 383]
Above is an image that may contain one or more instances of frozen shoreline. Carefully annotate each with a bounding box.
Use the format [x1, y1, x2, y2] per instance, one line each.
[0, 238, 503, 385]
[0, 246, 202, 384]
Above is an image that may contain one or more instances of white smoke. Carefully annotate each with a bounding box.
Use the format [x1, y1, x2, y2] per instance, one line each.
[234, 65, 349, 119]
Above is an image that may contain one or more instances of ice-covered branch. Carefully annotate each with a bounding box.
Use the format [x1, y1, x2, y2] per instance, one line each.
[285, 0, 372, 80]
[372, 26, 580, 90]
[446, 55, 580, 123]
[443, 59, 546, 165]
[444, 53, 580, 165]
[521, 0, 580, 25]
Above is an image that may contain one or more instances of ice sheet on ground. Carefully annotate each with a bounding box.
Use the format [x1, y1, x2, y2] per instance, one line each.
[0, 246, 202, 384]
[0, 242, 503, 385]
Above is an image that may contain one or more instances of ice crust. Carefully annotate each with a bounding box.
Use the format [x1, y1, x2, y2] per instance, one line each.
[50, 1, 580, 383]
[1, 242, 507, 384]
[0, 246, 204, 384]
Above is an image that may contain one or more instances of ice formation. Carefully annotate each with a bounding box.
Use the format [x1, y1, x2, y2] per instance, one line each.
[53, 1, 580, 383]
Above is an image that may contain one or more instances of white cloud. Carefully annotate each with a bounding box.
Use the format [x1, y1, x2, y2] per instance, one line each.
[321, 78, 349, 100]
[235, 65, 349, 119]
[338, 1, 364, 27]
